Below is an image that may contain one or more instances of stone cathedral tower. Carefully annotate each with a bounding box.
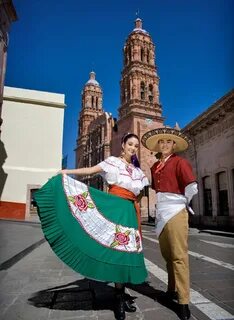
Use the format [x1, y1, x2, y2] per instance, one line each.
[75, 71, 104, 169]
[119, 18, 161, 121]
[112, 18, 164, 165]
[75, 18, 165, 216]
[111, 18, 164, 216]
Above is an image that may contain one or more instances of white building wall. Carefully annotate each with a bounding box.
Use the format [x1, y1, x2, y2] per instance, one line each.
[1, 86, 65, 217]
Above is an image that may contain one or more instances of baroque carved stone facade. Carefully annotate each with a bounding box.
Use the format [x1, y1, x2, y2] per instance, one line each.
[182, 90, 234, 230]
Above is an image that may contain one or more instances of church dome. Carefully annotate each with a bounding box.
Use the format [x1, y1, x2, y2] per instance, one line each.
[85, 71, 100, 86]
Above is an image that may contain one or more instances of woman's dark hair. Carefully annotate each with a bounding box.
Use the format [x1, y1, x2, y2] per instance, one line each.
[121, 133, 140, 168]
[121, 133, 139, 144]
[131, 154, 140, 168]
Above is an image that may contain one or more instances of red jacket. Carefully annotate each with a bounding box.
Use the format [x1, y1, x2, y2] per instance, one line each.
[151, 154, 196, 195]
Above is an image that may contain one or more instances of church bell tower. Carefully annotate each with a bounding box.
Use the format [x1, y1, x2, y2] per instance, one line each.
[119, 18, 162, 121]
[111, 18, 164, 157]
[75, 71, 103, 168]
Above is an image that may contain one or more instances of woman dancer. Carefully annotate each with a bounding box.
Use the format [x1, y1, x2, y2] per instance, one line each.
[35, 133, 149, 320]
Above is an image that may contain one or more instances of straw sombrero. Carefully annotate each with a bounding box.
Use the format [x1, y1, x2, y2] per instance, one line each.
[141, 126, 191, 153]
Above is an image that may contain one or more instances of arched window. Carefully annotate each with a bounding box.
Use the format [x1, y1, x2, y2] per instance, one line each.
[140, 81, 145, 100]
[129, 47, 131, 63]
[96, 97, 98, 109]
[148, 84, 153, 103]
[141, 48, 144, 62]
[91, 96, 94, 108]
[203, 176, 212, 216]
[146, 49, 150, 63]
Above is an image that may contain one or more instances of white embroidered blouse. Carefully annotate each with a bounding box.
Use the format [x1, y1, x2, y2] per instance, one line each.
[98, 156, 149, 196]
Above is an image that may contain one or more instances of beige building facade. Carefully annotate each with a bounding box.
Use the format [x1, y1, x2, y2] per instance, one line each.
[183, 90, 234, 230]
[0, 86, 66, 219]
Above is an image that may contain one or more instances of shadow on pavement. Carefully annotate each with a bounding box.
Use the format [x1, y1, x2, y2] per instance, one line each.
[0, 139, 8, 199]
[127, 282, 180, 316]
[28, 278, 179, 317]
[28, 279, 114, 311]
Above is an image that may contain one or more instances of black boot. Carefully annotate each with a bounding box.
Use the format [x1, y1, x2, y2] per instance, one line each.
[124, 299, 136, 312]
[177, 304, 191, 320]
[114, 288, 125, 320]
[165, 291, 178, 302]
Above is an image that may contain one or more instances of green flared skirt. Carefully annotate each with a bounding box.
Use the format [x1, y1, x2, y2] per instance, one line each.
[34, 174, 147, 284]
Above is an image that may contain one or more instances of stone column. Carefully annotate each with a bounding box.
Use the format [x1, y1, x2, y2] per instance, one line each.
[153, 82, 158, 103]
[132, 76, 137, 99]
[133, 45, 138, 60]
[129, 77, 133, 99]
[149, 50, 155, 65]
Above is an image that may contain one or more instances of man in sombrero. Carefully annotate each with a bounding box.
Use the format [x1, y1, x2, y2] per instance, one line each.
[142, 125, 198, 320]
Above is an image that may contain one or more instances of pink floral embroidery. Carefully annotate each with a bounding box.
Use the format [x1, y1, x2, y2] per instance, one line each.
[115, 232, 130, 245]
[74, 194, 88, 211]
[68, 191, 95, 212]
[111, 225, 131, 248]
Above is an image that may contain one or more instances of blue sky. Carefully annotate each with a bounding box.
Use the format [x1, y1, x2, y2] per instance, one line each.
[5, 0, 234, 168]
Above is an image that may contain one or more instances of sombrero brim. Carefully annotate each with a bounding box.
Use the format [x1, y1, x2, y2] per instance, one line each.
[141, 128, 190, 153]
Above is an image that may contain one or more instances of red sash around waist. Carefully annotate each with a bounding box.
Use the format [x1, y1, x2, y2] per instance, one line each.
[108, 184, 142, 236]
